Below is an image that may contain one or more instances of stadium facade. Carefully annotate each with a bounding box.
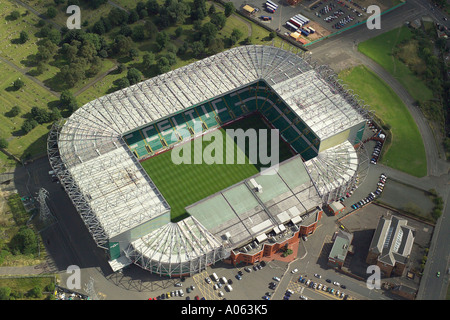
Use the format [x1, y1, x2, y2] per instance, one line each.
[47, 45, 370, 277]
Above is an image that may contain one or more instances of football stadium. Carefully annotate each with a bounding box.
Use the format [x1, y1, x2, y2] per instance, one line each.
[47, 45, 370, 277]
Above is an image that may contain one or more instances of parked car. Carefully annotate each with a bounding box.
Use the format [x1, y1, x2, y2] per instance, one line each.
[292, 268, 298, 274]
[273, 276, 281, 282]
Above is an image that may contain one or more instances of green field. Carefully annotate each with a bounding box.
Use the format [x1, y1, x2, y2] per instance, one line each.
[339, 65, 427, 177]
[358, 26, 434, 103]
[141, 114, 294, 221]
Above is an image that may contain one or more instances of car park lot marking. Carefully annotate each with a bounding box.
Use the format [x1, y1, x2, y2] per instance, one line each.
[287, 274, 350, 300]
[193, 271, 222, 300]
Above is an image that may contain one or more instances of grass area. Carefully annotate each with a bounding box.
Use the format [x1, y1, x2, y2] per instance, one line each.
[141, 114, 293, 221]
[0, 193, 45, 267]
[0, 276, 56, 300]
[358, 26, 434, 103]
[0, 62, 58, 159]
[339, 65, 427, 177]
[0, 1, 42, 69]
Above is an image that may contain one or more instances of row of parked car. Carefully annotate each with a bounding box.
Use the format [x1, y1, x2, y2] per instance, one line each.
[332, 15, 354, 29]
[298, 275, 350, 299]
[350, 174, 387, 210]
[370, 140, 384, 165]
[323, 9, 345, 22]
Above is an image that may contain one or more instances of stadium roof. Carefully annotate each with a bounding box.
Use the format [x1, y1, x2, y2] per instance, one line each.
[53, 45, 366, 274]
[186, 156, 322, 248]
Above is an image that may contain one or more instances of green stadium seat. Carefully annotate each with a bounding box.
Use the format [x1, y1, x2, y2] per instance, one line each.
[210, 98, 233, 123]
[142, 125, 164, 152]
[196, 105, 219, 129]
[155, 119, 179, 146]
[222, 95, 244, 118]
[170, 113, 191, 140]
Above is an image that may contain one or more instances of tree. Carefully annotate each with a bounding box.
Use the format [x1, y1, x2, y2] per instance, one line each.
[229, 28, 243, 45]
[46, 6, 57, 19]
[157, 56, 171, 74]
[60, 90, 78, 112]
[9, 106, 21, 117]
[9, 226, 38, 255]
[0, 138, 8, 149]
[128, 9, 139, 24]
[191, 41, 205, 57]
[208, 4, 216, 15]
[21, 119, 38, 134]
[224, 2, 235, 17]
[201, 22, 218, 46]
[112, 35, 133, 56]
[131, 25, 146, 42]
[0, 287, 11, 300]
[31, 107, 51, 124]
[146, 0, 160, 15]
[129, 48, 139, 60]
[175, 26, 183, 38]
[142, 52, 155, 69]
[47, 28, 61, 45]
[156, 31, 169, 51]
[269, 31, 276, 40]
[127, 68, 142, 85]
[49, 107, 62, 121]
[210, 12, 227, 30]
[19, 31, 29, 44]
[9, 11, 20, 20]
[13, 79, 24, 90]
[27, 286, 42, 299]
[116, 77, 130, 89]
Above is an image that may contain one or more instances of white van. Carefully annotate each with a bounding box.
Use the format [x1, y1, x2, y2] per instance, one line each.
[211, 273, 219, 281]
[220, 276, 227, 284]
[225, 284, 233, 292]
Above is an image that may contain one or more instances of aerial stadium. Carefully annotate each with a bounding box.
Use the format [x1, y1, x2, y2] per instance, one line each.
[47, 45, 370, 277]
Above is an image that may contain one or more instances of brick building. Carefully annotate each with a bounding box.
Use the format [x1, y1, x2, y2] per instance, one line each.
[366, 214, 415, 277]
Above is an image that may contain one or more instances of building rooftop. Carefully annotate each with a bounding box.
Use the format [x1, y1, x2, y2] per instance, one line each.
[369, 214, 415, 266]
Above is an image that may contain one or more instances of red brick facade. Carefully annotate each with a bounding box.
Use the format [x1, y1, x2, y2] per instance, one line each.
[226, 210, 322, 266]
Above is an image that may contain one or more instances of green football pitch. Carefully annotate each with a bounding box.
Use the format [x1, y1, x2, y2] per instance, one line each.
[141, 114, 294, 221]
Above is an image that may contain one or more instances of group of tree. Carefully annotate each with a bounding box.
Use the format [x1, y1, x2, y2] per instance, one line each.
[21, 106, 62, 134]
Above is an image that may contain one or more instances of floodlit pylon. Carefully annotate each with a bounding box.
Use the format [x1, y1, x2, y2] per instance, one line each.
[37, 188, 55, 225]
